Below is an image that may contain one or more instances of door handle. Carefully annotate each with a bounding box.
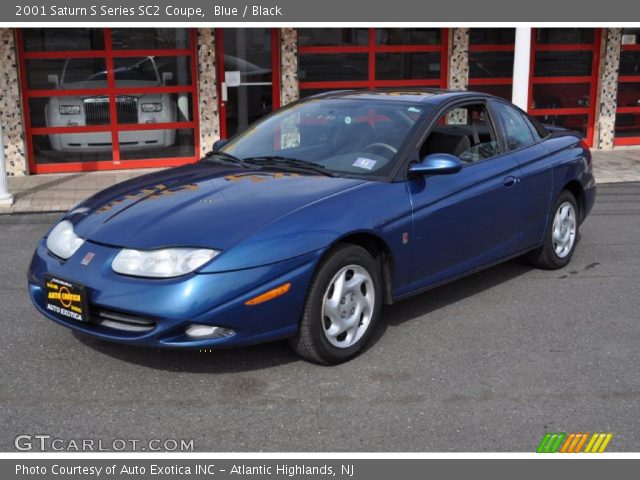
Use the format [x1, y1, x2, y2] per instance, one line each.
[503, 176, 518, 187]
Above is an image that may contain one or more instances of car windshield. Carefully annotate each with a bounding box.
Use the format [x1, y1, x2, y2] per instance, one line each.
[62, 57, 159, 84]
[218, 98, 429, 178]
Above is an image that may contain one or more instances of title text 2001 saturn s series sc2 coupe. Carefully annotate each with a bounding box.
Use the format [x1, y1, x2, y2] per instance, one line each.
[28, 89, 596, 364]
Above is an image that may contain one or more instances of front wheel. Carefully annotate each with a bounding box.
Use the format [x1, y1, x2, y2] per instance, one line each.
[289, 244, 382, 365]
[528, 190, 579, 270]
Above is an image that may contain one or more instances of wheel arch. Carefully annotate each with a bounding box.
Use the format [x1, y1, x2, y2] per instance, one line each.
[326, 231, 395, 305]
[562, 180, 585, 222]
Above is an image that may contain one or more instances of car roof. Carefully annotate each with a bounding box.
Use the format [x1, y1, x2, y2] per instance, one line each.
[307, 88, 497, 105]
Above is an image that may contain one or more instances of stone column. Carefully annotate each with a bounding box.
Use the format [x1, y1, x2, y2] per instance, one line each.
[596, 28, 622, 150]
[196, 28, 220, 156]
[0, 29, 27, 176]
[448, 28, 469, 91]
[0, 120, 14, 206]
[280, 28, 299, 106]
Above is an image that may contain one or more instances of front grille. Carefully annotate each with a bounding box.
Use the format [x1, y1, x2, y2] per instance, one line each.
[84, 96, 138, 125]
[90, 308, 156, 333]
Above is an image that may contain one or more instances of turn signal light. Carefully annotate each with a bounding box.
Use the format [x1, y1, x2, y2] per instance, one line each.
[245, 283, 291, 306]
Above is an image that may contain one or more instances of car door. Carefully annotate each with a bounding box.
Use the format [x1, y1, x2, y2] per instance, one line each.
[489, 100, 553, 250]
[406, 101, 525, 291]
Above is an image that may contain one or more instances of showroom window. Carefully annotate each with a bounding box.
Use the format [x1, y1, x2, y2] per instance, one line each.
[297, 28, 448, 96]
[528, 28, 601, 146]
[215, 29, 280, 139]
[615, 28, 640, 146]
[18, 28, 199, 174]
[468, 28, 515, 100]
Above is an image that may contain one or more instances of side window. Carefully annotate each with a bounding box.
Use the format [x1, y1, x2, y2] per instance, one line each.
[493, 102, 536, 150]
[419, 103, 501, 163]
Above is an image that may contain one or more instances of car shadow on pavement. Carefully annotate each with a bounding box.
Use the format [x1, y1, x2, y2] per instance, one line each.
[74, 333, 301, 373]
[367, 257, 534, 347]
[75, 257, 534, 372]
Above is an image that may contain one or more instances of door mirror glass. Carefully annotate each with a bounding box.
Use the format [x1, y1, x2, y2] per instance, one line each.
[212, 139, 229, 151]
[410, 153, 463, 176]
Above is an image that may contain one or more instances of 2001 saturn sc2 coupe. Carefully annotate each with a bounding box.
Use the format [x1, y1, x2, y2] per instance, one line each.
[29, 89, 596, 364]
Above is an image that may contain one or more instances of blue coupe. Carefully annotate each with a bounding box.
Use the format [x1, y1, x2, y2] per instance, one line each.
[28, 89, 596, 364]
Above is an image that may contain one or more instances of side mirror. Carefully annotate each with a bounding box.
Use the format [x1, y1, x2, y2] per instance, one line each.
[47, 74, 59, 86]
[409, 153, 463, 176]
[161, 72, 174, 84]
[212, 139, 229, 151]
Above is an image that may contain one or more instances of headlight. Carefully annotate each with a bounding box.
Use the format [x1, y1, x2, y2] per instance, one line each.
[141, 103, 163, 113]
[46, 220, 85, 259]
[59, 105, 81, 115]
[577, 97, 590, 107]
[112, 248, 219, 278]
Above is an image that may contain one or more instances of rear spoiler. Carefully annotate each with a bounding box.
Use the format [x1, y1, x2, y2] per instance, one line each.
[542, 123, 583, 139]
[542, 123, 569, 133]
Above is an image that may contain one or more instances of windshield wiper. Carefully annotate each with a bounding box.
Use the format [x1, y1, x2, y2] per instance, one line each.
[242, 156, 338, 177]
[203, 150, 250, 168]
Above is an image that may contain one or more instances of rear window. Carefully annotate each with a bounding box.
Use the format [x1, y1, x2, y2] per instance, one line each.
[523, 113, 550, 140]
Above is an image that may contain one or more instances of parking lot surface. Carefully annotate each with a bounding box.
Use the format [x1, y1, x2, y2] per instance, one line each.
[1, 182, 639, 451]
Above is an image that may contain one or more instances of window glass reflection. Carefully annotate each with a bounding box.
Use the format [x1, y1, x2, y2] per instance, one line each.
[534, 51, 593, 77]
[22, 28, 105, 51]
[298, 28, 369, 46]
[111, 28, 191, 50]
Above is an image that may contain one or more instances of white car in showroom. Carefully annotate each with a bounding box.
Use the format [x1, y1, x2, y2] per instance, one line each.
[45, 56, 177, 152]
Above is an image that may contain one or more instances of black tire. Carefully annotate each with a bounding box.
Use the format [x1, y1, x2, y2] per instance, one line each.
[528, 190, 580, 270]
[289, 243, 383, 365]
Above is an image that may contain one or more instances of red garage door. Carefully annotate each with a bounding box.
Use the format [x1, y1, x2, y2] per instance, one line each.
[468, 28, 515, 101]
[297, 28, 449, 97]
[615, 28, 640, 146]
[18, 28, 200, 174]
[528, 28, 602, 146]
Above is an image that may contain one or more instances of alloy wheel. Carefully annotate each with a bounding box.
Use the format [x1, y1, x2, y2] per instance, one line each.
[321, 265, 375, 348]
[552, 201, 577, 258]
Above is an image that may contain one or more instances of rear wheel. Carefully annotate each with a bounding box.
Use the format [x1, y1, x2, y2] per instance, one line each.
[289, 244, 382, 365]
[528, 190, 579, 270]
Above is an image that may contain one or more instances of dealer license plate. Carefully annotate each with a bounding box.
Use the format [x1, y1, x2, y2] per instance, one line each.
[44, 275, 89, 323]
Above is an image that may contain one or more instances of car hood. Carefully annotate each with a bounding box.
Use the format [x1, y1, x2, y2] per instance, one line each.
[69, 162, 364, 251]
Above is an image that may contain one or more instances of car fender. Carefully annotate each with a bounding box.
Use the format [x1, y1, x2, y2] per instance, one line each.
[200, 180, 414, 281]
[541, 133, 595, 224]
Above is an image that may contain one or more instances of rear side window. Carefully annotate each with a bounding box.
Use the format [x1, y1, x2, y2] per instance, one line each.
[524, 114, 550, 140]
[493, 102, 536, 150]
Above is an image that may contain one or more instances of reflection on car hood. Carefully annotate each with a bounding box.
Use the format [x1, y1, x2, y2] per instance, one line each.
[69, 162, 364, 250]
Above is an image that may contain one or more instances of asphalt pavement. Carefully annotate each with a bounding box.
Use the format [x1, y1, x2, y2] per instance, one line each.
[1, 182, 639, 452]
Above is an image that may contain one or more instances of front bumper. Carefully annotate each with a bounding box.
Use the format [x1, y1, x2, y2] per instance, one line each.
[48, 130, 174, 152]
[28, 238, 322, 348]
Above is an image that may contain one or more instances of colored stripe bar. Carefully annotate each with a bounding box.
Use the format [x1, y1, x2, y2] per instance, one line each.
[598, 433, 613, 453]
[537, 433, 566, 453]
[573, 433, 590, 453]
[540, 432, 612, 453]
[560, 433, 576, 453]
[591, 433, 606, 452]
[584, 433, 598, 453]
[583, 433, 613, 453]
[537, 433, 553, 453]
[549, 433, 566, 453]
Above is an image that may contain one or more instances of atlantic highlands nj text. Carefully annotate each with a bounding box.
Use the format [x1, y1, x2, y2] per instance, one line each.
[15, 4, 284, 19]
[15, 463, 355, 477]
